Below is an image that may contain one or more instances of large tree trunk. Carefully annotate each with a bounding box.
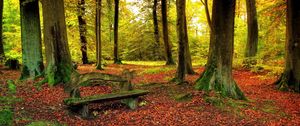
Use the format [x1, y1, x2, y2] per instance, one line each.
[195, 0, 246, 100]
[175, 0, 187, 82]
[161, 0, 175, 65]
[42, 0, 74, 86]
[19, 0, 44, 80]
[96, 0, 103, 70]
[184, 16, 195, 75]
[113, 0, 121, 64]
[275, 0, 300, 92]
[0, 0, 4, 62]
[153, 0, 161, 60]
[78, 0, 89, 64]
[245, 0, 258, 57]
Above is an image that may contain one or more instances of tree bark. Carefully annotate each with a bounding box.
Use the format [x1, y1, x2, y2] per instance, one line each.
[42, 0, 74, 86]
[175, 0, 187, 82]
[0, 0, 4, 62]
[245, 0, 258, 57]
[195, 0, 246, 100]
[19, 0, 44, 80]
[96, 0, 103, 70]
[114, 0, 121, 64]
[275, 0, 300, 92]
[161, 0, 175, 65]
[78, 0, 89, 64]
[153, 0, 161, 60]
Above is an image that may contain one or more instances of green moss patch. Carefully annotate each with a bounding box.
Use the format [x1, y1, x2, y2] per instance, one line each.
[0, 109, 13, 126]
[26, 121, 66, 126]
[173, 93, 193, 102]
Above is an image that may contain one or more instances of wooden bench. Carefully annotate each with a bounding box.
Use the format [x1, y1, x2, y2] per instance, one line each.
[63, 72, 149, 118]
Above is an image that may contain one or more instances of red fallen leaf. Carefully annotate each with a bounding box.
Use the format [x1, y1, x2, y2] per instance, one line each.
[1, 64, 298, 126]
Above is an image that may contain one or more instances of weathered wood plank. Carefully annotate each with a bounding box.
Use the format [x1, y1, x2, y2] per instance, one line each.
[64, 90, 149, 106]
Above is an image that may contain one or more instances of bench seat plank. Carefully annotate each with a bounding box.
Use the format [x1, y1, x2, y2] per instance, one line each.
[64, 89, 149, 106]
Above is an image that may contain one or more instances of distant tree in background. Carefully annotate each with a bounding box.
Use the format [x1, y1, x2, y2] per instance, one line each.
[114, 0, 121, 64]
[96, 0, 103, 70]
[42, 0, 74, 86]
[161, 0, 175, 65]
[275, 0, 300, 92]
[0, 0, 4, 62]
[107, 0, 113, 44]
[19, 0, 44, 80]
[195, 0, 246, 100]
[184, 15, 195, 75]
[77, 0, 89, 64]
[152, 0, 161, 60]
[245, 0, 258, 58]
[201, 0, 212, 31]
[175, 0, 187, 83]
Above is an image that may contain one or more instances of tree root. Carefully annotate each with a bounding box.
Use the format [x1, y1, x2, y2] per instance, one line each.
[195, 68, 247, 100]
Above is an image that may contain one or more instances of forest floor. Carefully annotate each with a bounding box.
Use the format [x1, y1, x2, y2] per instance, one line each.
[0, 63, 300, 126]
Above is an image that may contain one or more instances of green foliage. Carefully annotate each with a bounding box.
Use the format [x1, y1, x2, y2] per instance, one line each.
[141, 66, 174, 74]
[0, 109, 13, 126]
[138, 101, 148, 107]
[3, 0, 287, 75]
[3, 0, 22, 61]
[26, 121, 66, 126]
[173, 93, 193, 102]
[204, 96, 224, 107]
[0, 96, 22, 105]
[7, 80, 17, 94]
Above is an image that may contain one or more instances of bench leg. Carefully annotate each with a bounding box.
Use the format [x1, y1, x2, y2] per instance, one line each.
[79, 104, 89, 118]
[121, 98, 137, 109]
[68, 104, 90, 118]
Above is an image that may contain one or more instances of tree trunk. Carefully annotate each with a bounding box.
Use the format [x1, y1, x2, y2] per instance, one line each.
[195, 0, 246, 100]
[175, 0, 187, 82]
[42, 0, 74, 86]
[113, 0, 121, 64]
[19, 0, 44, 80]
[153, 0, 161, 60]
[245, 0, 258, 57]
[0, 0, 4, 62]
[161, 0, 175, 65]
[184, 16, 195, 75]
[78, 0, 89, 64]
[275, 0, 300, 92]
[107, 0, 113, 43]
[96, 0, 103, 70]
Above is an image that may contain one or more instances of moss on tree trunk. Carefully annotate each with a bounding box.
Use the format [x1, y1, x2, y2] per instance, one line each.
[195, 64, 246, 100]
[195, 0, 246, 100]
[20, 0, 44, 80]
[42, 0, 74, 86]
